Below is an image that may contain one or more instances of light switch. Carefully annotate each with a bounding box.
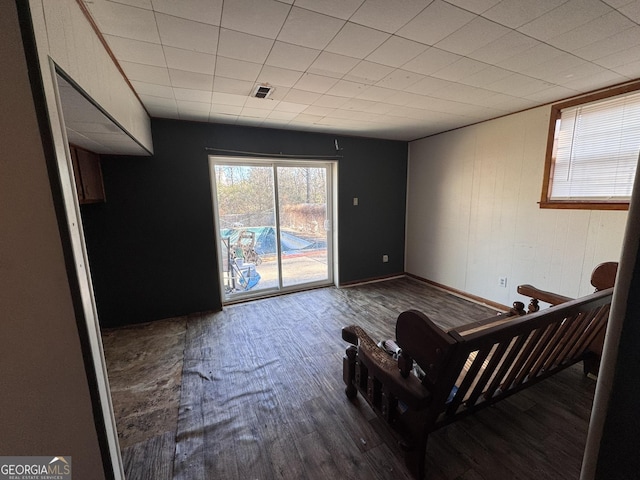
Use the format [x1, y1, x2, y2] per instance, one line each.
[353, 197, 358, 206]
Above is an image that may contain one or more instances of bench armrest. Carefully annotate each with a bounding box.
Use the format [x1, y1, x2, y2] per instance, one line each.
[342, 325, 430, 409]
[517, 284, 573, 306]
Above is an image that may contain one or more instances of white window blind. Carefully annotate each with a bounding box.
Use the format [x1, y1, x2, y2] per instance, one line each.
[550, 90, 640, 202]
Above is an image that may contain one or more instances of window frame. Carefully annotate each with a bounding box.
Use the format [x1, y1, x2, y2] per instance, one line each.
[540, 81, 640, 211]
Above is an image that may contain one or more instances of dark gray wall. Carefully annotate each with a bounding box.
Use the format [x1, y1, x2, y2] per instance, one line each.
[82, 119, 407, 327]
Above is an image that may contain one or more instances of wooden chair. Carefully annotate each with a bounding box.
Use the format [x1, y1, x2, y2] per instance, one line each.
[342, 264, 616, 479]
[517, 261, 617, 375]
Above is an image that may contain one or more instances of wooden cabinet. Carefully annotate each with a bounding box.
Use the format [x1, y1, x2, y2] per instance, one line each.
[70, 145, 105, 204]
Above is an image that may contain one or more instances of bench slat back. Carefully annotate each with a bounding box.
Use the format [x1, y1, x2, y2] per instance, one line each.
[429, 287, 612, 424]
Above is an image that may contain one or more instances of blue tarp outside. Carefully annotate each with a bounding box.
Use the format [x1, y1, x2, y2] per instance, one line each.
[221, 226, 317, 255]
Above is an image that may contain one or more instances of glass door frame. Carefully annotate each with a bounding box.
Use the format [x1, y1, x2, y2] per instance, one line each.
[209, 155, 337, 304]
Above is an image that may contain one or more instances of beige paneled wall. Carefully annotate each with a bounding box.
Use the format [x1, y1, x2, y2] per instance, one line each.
[0, 0, 106, 477]
[407, 106, 627, 307]
[29, 0, 152, 152]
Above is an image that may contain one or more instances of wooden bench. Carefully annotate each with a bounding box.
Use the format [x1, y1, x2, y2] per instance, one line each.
[342, 265, 615, 479]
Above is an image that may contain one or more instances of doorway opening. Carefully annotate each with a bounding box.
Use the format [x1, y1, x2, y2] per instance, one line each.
[210, 157, 336, 303]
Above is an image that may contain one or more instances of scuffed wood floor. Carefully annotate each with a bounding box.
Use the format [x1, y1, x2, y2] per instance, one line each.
[103, 277, 596, 480]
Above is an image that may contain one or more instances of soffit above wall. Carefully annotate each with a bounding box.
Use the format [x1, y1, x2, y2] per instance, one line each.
[57, 74, 150, 155]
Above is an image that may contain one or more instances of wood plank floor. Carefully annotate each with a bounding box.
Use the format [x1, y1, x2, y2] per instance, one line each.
[103, 277, 597, 480]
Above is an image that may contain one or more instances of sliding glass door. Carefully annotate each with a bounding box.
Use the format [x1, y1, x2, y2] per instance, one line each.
[210, 157, 334, 303]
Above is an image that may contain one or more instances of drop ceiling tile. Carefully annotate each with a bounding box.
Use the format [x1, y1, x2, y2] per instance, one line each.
[257, 65, 303, 88]
[113, 0, 153, 9]
[602, 0, 636, 8]
[344, 61, 394, 84]
[482, 0, 567, 29]
[619, 1, 640, 22]
[276, 7, 345, 49]
[293, 113, 324, 123]
[404, 76, 455, 95]
[355, 85, 398, 101]
[241, 107, 271, 119]
[138, 94, 177, 108]
[435, 16, 511, 56]
[382, 91, 422, 107]
[120, 61, 171, 85]
[211, 92, 247, 106]
[561, 69, 628, 90]
[325, 23, 390, 59]
[164, 46, 216, 75]
[293, 73, 339, 93]
[366, 36, 429, 68]
[430, 84, 497, 105]
[140, 96, 178, 117]
[292, 0, 365, 19]
[155, 13, 219, 54]
[169, 69, 213, 90]
[312, 95, 350, 108]
[265, 42, 321, 71]
[594, 44, 640, 68]
[524, 85, 578, 103]
[151, 0, 223, 25]
[445, 0, 502, 14]
[177, 99, 211, 112]
[215, 57, 262, 82]
[376, 69, 425, 90]
[402, 47, 462, 75]
[274, 102, 308, 113]
[303, 105, 335, 116]
[325, 79, 369, 97]
[282, 89, 322, 104]
[362, 101, 397, 114]
[104, 35, 166, 67]
[131, 80, 175, 98]
[396, 1, 475, 45]
[467, 30, 541, 64]
[213, 76, 254, 95]
[86, 1, 159, 42]
[349, 0, 432, 33]
[497, 42, 565, 71]
[267, 110, 299, 120]
[485, 73, 554, 96]
[431, 57, 488, 82]
[209, 111, 238, 123]
[307, 52, 360, 78]
[460, 65, 513, 88]
[217, 29, 274, 64]
[520, 53, 587, 82]
[211, 104, 243, 115]
[547, 10, 635, 51]
[173, 87, 212, 103]
[555, 61, 615, 86]
[221, 0, 291, 38]
[574, 25, 640, 60]
[267, 87, 292, 101]
[517, 0, 613, 41]
[339, 98, 378, 111]
[610, 58, 640, 78]
[477, 94, 536, 110]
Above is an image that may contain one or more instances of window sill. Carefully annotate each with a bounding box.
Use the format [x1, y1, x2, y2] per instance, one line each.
[539, 200, 629, 211]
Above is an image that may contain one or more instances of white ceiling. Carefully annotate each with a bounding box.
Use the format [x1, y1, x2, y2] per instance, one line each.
[57, 74, 150, 155]
[82, 0, 640, 142]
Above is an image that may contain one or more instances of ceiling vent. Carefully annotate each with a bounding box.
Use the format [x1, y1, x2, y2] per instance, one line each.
[253, 84, 274, 99]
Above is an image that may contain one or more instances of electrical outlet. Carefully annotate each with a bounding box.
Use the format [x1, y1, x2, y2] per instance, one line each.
[382, 254, 389, 263]
[498, 276, 507, 288]
[353, 197, 359, 206]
